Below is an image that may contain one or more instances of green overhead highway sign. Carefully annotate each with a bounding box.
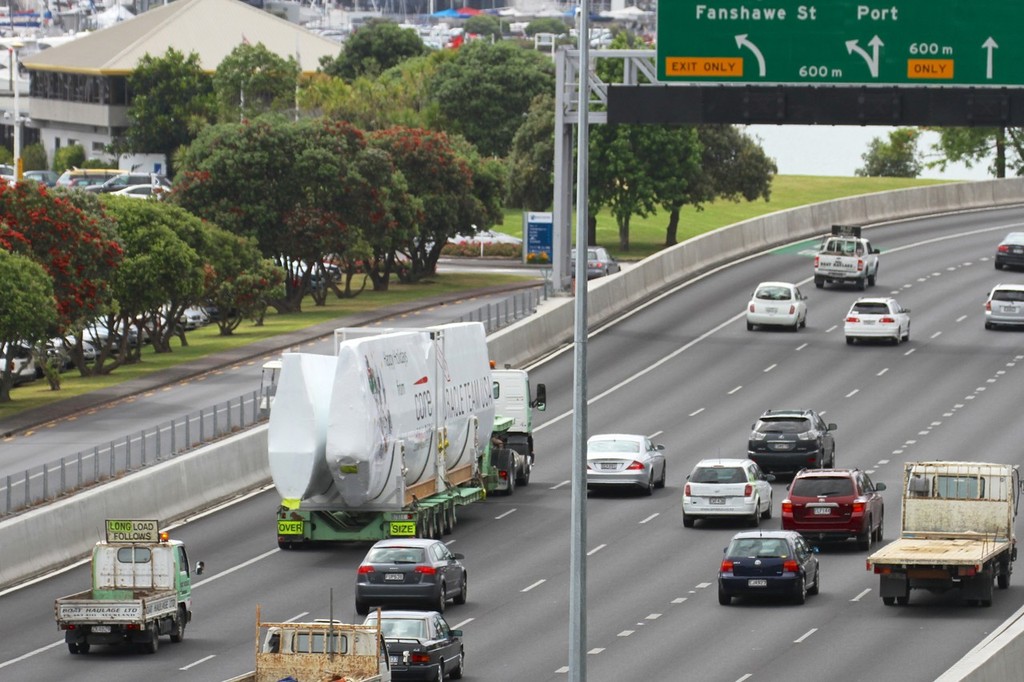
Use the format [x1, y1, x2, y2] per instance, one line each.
[657, 1, 1024, 86]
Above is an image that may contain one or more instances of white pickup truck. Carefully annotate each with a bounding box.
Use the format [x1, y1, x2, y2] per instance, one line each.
[55, 519, 203, 654]
[813, 224, 880, 290]
[866, 461, 1020, 607]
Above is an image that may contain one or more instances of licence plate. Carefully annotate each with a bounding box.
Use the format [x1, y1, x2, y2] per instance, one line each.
[390, 656, 400, 665]
[813, 507, 832, 515]
[91, 625, 111, 633]
[601, 463, 617, 470]
[1001, 305, 1019, 314]
[277, 520, 303, 535]
[384, 573, 405, 582]
[708, 497, 725, 505]
[765, 306, 778, 313]
[747, 579, 768, 588]
[863, 319, 876, 325]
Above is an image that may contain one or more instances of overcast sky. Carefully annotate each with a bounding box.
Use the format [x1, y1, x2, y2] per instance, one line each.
[746, 125, 994, 181]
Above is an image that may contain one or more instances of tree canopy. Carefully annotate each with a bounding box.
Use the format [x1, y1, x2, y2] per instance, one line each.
[0, 250, 57, 402]
[857, 128, 922, 178]
[320, 19, 426, 82]
[213, 43, 301, 123]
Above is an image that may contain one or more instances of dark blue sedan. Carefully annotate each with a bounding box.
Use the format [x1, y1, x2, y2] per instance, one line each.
[718, 530, 819, 605]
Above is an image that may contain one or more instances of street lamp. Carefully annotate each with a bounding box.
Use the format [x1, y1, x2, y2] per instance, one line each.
[9, 41, 22, 181]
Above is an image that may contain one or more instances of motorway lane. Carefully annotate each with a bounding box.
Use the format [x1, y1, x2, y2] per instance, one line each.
[4, 208, 1024, 680]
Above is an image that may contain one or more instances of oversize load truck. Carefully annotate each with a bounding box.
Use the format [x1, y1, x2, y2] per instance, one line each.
[55, 519, 203, 654]
[866, 461, 1020, 607]
[269, 322, 544, 547]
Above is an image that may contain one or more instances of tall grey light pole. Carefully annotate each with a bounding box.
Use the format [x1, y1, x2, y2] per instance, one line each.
[568, 1, 590, 680]
[11, 42, 22, 180]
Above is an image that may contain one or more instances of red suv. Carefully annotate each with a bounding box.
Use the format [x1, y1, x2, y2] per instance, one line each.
[781, 468, 887, 549]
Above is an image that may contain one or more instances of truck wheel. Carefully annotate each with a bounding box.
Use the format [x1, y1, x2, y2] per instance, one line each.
[505, 469, 515, 496]
[170, 606, 187, 643]
[868, 269, 877, 286]
[858, 277, 867, 291]
[454, 573, 467, 605]
[442, 505, 454, 535]
[143, 624, 159, 654]
[814, 276, 824, 289]
[516, 458, 531, 486]
[882, 596, 895, 606]
[998, 570, 1011, 589]
[896, 595, 909, 606]
[68, 641, 89, 655]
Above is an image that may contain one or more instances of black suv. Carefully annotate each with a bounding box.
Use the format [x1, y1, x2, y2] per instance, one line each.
[747, 409, 837, 474]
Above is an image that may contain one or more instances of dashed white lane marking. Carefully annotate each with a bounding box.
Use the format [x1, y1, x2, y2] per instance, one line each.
[845, 389, 859, 398]
[588, 648, 605, 655]
[956, 315, 967, 322]
[495, 509, 517, 520]
[736, 675, 754, 682]
[696, 582, 712, 589]
[878, 459, 889, 465]
[904, 348, 916, 356]
[764, 363, 777, 373]
[618, 630, 634, 637]
[671, 597, 687, 604]
[690, 408, 705, 417]
[877, 367, 889, 376]
[180, 655, 216, 671]
[587, 544, 606, 556]
[796, 343, 808, 351]
[728, 385, 743, 395]
[931, 331, 942, 339]
[851, 588, 872, 602]
[522, 579, 546, 592]
[795, 628, 818, 643]
[550, 480, 570, 490]
[639, 513, 659, 524]
[826, 325, 838, 333]
[451, 618, 474, 629]
[646, 613, 662, 620]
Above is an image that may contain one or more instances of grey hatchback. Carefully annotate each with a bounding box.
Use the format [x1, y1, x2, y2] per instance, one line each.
[355, 538, 467, 616]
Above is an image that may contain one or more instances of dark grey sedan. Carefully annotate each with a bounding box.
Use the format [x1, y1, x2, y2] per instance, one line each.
[363, 610, 464, 681]
[355, 538, 467, 615]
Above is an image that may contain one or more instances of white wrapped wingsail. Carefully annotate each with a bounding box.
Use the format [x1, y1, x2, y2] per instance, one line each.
[267, 353, 338, 503]
[268, 322, 495, 512]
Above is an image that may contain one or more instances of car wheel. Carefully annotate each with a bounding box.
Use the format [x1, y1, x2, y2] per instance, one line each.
[761, 493, 773, 520]
[903, 326, 910, 343]
[874, 515, 883, 543]
[718, 586, 731, 605]
[655, 462, 667, 489]
[791, 318, 800, 332]
[800, 313, 807, 329]
[846, 336, 854, 345]
[643, 472, 655, 497]
[746, 320, 755, 331]
[454, 572, 467, 605]
[985, 321, 994, 330]
[355, 600, 370, 616]
[749, 502, 760, 528]
[450, 651, 465, 679]
[808, 568, 820, 596]
[682, 512, 695, 528]
[435, 583, 447, 613]
[828, 449, 836, 468]
[434, 662, 445, 682]
[857, 522, 872, 550]
[793, 575, 807, 605]
[893, 332, 901, 345]
[996, 261, 1004, 270]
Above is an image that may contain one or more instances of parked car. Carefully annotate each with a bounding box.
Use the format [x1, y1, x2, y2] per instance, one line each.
[984, 283, 1024, 330]
[682, 458, 774, 528]
[447, 229, 522, 245]
[781, 468, 887, 549]
[107, 184, 168, 199]
[83, 172, 171, 194]
[180, 306, 210, 331]
[844, 297, 911, 345]
[746, 281, 808, 331]
[355, 538, 467, 616]
[718, 530, 819, 605]
[994, 232, 1024, 270]
[362, 610, 465, 681]
[1, 343, 38, 385]
[571, 247, 621, 279]
[22, 169, 59, 186]
[54, 168, 122, 188]
[585, 433, 667, 495]
[747, 409, 836, 474]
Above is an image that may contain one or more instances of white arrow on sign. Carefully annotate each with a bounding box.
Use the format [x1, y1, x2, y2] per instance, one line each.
[982, 37, 998, 79]
[735, 34, 766, 77]
[846, 35, 884, 78]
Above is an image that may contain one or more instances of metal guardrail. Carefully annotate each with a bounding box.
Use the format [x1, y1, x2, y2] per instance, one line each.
[0, 286, 548, 517]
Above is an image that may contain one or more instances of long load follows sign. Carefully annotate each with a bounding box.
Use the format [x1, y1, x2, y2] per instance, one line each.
[657, 1, 1024, 86]
[105, 519, 159, 543]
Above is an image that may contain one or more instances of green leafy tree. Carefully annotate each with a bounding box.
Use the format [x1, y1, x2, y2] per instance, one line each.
[21, 143, 48, 171]
[123, 48, 215, 177]
[524, 18, 569, 37]
[856, 128, 922, 178]
[426, 41, 555, 157]
[53, 144, 85, 174]
[506, 93, 555, 210]
[926, 127, 1020, 178]
[0, 250, 57, 402]
[464, 15, 502, 41]
[320, 19, 426, 82]
[213, 43, 301, 123]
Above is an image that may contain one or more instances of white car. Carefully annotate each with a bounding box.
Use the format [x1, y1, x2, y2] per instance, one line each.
[108, 184, 168, 199]
[585, 433, 667, 496]
[844, 297, 911, 345]
[984, 283, 1024, 329]
[746, 281, 807, 331]
[682, 458, 774, 528]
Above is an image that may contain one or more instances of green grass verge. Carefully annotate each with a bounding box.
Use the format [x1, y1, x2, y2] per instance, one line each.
[3, 174, 954, 418]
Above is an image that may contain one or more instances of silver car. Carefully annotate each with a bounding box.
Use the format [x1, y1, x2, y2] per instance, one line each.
[984, 283, 1024, 329]
[683, 458, 774, 528]
[586, 433, 667, 495]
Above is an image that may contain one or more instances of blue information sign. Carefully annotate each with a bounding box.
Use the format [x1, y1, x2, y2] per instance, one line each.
[524, 212, 553, 265]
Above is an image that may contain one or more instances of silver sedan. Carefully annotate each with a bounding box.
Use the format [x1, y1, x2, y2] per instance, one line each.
[586, 433, 667, 496]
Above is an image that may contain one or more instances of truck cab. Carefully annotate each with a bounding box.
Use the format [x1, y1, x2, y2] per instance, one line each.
[490, 365, 546, 494]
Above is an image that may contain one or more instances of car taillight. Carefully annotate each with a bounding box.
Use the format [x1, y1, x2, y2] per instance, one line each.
[414, 565, 437, 575]
[998, 245, 1010, 253]
[626, 461, 645, 471]
[721, 559, 734, 572]
[789, 305, 796, 314]
[410, 652, 431, 664]
[781, 500, 793, 514]
[852, 500, 866, 514]
[783, 560, 800, 572]
[880, 316, 895, 324]
[498, 470, 508, 480]
[846, 316, 859, 323]
[814, 255, 820, 267]
[357, 565, 374, 574]
[985, 301, 992, 311]
[684, 483, 691, 496]
[749, 303, 756, 313]
[744, 484, 753, 497]
[857, 259, 865, 272]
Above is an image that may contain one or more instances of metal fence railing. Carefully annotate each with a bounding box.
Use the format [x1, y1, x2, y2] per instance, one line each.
[1, 285, 551, 517]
